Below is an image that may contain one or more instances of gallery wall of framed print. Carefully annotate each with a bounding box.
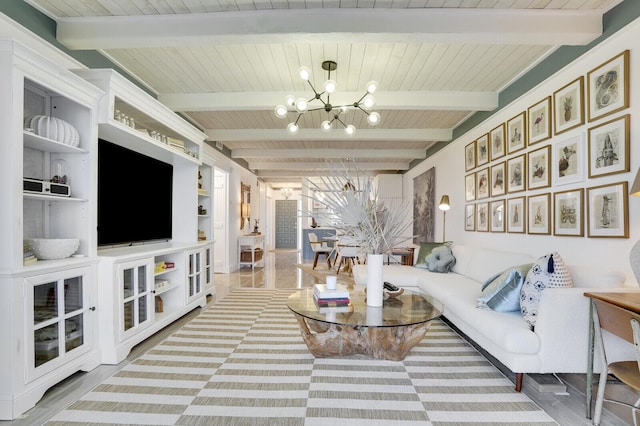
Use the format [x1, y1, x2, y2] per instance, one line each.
[528, 145, 551, 190]
[476, 134, 490, 166]
[490, 123, 506, 161]
[465, 173, 476, 201]
[476, 167, 490, 200]
[587, 181, 628, 238]
[553, 134, 584, 186]
[490, 199, 505, 233]
[528, 193, 551, 235]
[554, 189, 584, 237]
[507, 112, 527, 154]
[553, 76, 584, 135]
[507, 197, 526, 234]
[477, 202, 489, 232]
[507, 154, 526, 193]
[465, 204, 476, 231]
[528, 97, 552, 145]
[490, 161, 505, 197]
[465, 141, 476, 172]
[587, 50, 629, 122]
[587, 114, 630, 178]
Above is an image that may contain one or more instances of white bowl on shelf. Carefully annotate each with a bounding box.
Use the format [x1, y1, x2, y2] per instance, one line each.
[25, 238, 80, 260]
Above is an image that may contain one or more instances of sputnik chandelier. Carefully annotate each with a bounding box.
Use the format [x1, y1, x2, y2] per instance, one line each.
[274, 60, 380, 136]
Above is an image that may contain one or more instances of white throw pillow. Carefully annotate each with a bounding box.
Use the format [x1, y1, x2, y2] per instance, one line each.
[520, 252, 573, 328]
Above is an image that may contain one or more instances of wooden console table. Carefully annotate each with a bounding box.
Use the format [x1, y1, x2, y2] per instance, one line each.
[238, 234, 264, 269]
[584, 291, 640, 425]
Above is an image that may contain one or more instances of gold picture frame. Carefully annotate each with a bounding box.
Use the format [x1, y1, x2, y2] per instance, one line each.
[554, 189, 584, 237]
[507, 196, 526, 234]
[507, 112, 527, 154]
[528, 96, 552, 145]
[490, 123, 506, 161]
[587, 50, 629, 122]
[553, 76, 584, 135]
[587, 114, 630, 178]
[587, 181, 629, 238]
[465, 140, 476, 172]
[528, 193, 551, 235]
[490, 199, 505, 233]
[527, 145, 551, 190]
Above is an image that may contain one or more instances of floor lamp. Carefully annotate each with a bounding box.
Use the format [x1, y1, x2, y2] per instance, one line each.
[439, 195, 450, 243]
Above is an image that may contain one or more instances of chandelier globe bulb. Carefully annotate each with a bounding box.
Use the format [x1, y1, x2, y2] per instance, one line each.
[321, 120, 332, 132]
[367, 111, 380, 125]
[285, 95, 296, 107]
[362, 95, 376, 110]
[295, 98, 308, 113]
[287, 123, 299, 135]
[274, 105, 288, 119]
[366, 80, 378, 93]
[298, 66, 311, 81]
[324, 79, 337, 94]
[344, 125, 356, 136]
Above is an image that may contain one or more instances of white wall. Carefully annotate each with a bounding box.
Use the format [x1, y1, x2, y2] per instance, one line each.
[405, 17, 640, 286]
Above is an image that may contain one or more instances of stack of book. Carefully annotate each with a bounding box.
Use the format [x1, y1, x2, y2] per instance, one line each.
[313, 283, 350, 311]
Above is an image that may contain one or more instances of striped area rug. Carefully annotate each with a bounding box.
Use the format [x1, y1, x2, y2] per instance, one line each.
[47, 289, 558, 425]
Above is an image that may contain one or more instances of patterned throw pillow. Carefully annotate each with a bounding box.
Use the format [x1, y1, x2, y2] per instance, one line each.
[425, 246, 456, 273]
[520, 252, 573, 328]
[414, 242, 446, 269]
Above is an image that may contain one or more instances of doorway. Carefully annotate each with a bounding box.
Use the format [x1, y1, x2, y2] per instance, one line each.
[275, 199, 297, 249]
[212, 167, 228, 273]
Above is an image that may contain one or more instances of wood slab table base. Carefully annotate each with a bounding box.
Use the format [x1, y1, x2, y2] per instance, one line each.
[293, 312, 431, 361]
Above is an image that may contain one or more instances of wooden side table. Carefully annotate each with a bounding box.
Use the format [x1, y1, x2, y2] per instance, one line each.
[388, 247, 415, 266]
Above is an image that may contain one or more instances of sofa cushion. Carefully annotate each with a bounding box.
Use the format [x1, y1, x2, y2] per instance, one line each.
[425, 245, 456, 273]
[520, 252, 573, 328]
[477, 263, 533, 312]
[450, 244, 535, 283]
[415, 242, 446, 267]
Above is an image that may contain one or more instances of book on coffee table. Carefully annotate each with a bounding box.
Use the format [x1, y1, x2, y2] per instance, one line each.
[313, 284, 350, 300]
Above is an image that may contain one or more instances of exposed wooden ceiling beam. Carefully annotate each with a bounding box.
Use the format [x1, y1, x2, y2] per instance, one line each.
[207, 128, 451, 142]
[247, 161, 409, 171]
[56, 9, 602, 49]
[232, 148, 426, 160]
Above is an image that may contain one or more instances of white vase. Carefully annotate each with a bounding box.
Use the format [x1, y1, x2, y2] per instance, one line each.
[366, 253, 384, 307]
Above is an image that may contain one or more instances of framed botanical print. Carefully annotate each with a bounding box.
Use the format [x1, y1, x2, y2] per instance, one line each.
[477, 202, 489, 232]
[587, 181, 628, 238]
[465, 141, 476, 172]
[553, 134, 584, 186]
[465, 173, 476, 201]
[528, 97, 552, 145]
[587, 114, 630, 178]
[553, 76, 584, 135]
[554, 189, 584, 237]
[465, 204, 476, 231]
[476, 167, 490, 200]
[507, 112, 526, 154]
[528, 193, 551, 235]
[527, 145, 551, 190]
[506, 197, 526, 234]
[587, 50, 629, 122]
[490, 123, 506, 161]
[490, 162, 506, 197]
[476, 134, 490, 166]
[490, 199, 505, 233]
[507, 154, 526, 193]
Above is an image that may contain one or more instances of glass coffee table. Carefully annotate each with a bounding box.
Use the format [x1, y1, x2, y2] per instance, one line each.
[287, 286, 443, 361]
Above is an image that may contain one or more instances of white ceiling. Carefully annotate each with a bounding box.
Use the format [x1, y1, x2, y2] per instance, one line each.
[24, 0, 621, 186]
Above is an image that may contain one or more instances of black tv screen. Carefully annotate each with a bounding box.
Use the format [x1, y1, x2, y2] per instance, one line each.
[98, 139, 173, 246]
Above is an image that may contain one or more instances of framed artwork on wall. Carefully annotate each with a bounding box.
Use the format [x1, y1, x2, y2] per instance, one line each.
[587, 181, 628, 238]
[490, 199, 505, 233]
[490, 161, 505, 197]
[553, 134, 584, 186]
[465, 204, 476, 231]
[554, 189, 584, 237]
[465, 173, 476, 201]
[465, 141, 476, 172]
[477, 202, 489, 232]
[553, 76, 584, 135]
[412, 167, 436, 244]
[587, 50, 629, 122]
[527, 145, 551, 190]
[507, 112, 527, 154]
[507, 154, 526, 193]
[476, 167, 490, 200]
[528, 96, 552, 145]
[507, 197, 526, 234]
[476, 134, 490, 166]
[528, 193, 551, 235]
[490, 123, 506, 161]
[587, 114, 630, 178]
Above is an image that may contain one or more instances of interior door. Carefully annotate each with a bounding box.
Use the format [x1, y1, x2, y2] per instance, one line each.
[275, 200, 297, 249]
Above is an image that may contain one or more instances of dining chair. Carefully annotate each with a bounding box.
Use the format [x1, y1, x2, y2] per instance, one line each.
[308, 232, 332, 270]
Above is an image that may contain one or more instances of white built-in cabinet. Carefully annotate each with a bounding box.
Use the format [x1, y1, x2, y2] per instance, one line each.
[0, 40, 103, 420]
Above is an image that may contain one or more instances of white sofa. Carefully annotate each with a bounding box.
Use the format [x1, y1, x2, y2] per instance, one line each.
[353, 244, 636, 391]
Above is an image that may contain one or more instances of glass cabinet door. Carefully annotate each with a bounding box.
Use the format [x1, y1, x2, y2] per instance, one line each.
[187, 250, 203, 300]
[119, 260, 152, 339]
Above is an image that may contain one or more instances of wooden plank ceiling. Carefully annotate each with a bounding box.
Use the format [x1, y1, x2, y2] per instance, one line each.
[25, 0, 620, 185]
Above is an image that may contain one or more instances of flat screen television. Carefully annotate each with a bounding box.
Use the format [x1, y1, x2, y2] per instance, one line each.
[98, 139, 173, 246]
